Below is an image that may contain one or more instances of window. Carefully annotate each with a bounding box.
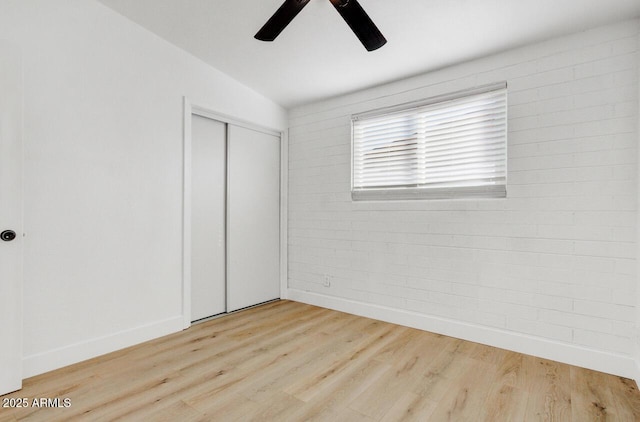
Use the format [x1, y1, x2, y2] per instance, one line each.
[351, 83, 507, 200]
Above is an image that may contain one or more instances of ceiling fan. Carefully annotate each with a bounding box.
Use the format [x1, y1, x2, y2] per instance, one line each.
[255, 0, 387, 52]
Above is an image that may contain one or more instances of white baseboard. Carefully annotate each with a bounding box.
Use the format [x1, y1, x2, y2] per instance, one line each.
[633, 359, 640, 386]
[22, 316, 184, 378]
[288, 289, 638, 380]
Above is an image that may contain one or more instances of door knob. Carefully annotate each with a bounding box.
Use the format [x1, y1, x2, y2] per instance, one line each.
[1, 230, 17, 242]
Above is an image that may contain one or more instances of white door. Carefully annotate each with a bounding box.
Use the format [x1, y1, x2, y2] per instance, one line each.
[0, 41, 23, 395]
[227, 125, 280, 312]
[190, 115, 226, 321]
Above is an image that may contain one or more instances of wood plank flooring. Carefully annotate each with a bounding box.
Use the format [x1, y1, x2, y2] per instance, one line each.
[2, 300, 640, 421]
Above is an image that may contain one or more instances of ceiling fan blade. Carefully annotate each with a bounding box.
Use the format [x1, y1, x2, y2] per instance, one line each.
[255, 0, 312, 41]
[329, 0, 386, 51]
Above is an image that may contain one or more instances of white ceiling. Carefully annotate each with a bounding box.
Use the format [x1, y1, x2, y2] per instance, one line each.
[96, 0, 640, 108]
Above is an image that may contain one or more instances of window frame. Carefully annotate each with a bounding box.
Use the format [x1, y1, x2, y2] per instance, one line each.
[351, 82, 508, 201]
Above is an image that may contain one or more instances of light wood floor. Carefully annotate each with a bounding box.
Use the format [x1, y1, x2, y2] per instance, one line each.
[2, 300, 640, 421]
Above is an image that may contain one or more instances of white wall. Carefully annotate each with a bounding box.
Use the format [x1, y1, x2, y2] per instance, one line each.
[288, 20, 639, 378]
[636, 29, 640, 381]
[0, 0, 287, 377]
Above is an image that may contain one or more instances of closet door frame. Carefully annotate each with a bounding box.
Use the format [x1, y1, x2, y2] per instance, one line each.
[182, 97, 287, 329]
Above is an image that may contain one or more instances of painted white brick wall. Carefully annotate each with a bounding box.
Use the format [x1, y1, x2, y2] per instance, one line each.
[288, 20, 639, 360]
[635, 27, 640, 379]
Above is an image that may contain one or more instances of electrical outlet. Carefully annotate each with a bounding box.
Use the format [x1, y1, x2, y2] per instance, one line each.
[323, 275, 331, 287]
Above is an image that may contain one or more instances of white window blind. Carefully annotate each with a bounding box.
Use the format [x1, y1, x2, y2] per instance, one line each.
[352, 83, 507, 200]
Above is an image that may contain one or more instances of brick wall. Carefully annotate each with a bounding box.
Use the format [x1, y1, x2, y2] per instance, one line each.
[287, 20, 639, 370]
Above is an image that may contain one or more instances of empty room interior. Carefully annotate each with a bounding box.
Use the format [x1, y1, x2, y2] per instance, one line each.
[3, 0, 640, 420]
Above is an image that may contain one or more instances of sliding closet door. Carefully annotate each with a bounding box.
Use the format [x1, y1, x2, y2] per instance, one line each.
[190, 115, 226, 321]
[227, 125, 280, 312]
